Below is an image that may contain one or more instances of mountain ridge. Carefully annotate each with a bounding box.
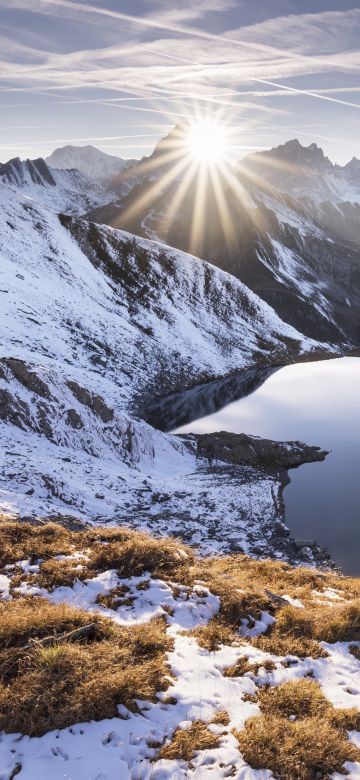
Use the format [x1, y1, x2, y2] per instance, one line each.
[0, 155, 114, 215]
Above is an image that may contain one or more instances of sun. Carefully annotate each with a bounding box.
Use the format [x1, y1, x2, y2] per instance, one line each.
[186, 121, 228, 164]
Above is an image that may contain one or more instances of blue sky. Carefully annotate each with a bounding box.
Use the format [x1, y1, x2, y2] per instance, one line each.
[1, 0, 360, 164]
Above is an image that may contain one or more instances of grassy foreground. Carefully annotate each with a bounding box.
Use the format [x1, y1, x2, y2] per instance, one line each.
[1, 515, 360, 778]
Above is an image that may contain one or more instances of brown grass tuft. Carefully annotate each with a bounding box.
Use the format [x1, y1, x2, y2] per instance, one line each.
[257, 678, 329, 719]
[159, 721, 220, 762]
[224, 656, 276, 678]
[236, 715, 360, 780]
[212, 710, 230, 726]
[0, 598, 172, 736]
[95, 585, 133, 609]
[235, 679, 360, 779]
[276, 601, 360, 643]
[88, 534, 191, 579]
[188, 619, 240, 651]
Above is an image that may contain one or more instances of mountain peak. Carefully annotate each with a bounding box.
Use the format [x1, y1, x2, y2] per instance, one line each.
[272, 139, 330, 166]
[149, 124, 187, 160]
[46, 144, 132, 183]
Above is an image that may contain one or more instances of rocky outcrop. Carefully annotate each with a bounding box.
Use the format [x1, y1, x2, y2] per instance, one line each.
[193, 431, 327, 468]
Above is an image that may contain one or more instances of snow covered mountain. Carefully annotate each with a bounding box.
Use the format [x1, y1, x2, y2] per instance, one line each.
[46, 144, 136, 184]
[87, 130, 360, 345]
[0, 181, 330, 559]
[241, 139, 360, 205]
[0, 156, 114, 215]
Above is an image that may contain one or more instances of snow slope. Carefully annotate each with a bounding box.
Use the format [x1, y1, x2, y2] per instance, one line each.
[0, 182, 329, 560]
[0, 157, 114, 215]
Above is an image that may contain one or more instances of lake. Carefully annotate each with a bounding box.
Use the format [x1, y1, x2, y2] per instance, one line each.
[170, 357, 360, 574]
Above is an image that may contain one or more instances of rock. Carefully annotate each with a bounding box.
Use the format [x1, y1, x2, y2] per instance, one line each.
[195, 431, 328, 469]
[229, 540, 244, 552]
[65, 408, 84, 429]
[3, 358, 51, 398]
[294, 539, 317, 549]
[264, 589, 289, 606]
[67, 380, 114, 422]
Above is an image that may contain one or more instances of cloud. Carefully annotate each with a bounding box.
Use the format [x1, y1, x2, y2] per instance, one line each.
[0, 0, 359, 138]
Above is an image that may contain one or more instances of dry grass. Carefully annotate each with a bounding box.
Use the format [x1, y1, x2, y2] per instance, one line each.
[88, 534, 191, 580]
[34, 558, 88, 590]
[211, 710, 230, 726]
[256, 678, 329, 719]
[224, 657, 276, 678]
[2, 518, 360, 662]
[254, 634, 327, 659]
[236, 716, 360, 780]
[197, 554, 360, 603]
[0, 598, 172, 736]
[188, 618, 240, 651]
[235, 679, 360, 779]
[276, 601, 360, 643]
[0, 520, 192, 593]
[159, 721, 220, 761]
[2, 516, 360, 750]
[186, 556, 360, 657]
[0, 520, 76, 566]
[95, 585, 134, 609]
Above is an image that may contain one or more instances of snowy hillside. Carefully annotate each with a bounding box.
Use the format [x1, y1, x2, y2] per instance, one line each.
[0, 182, 330, 559]
[46, 144, 135, 183]
[0, 156, 114, 215]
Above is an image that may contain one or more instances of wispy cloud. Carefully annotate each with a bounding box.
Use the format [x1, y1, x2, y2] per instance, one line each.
[0, 1, 359, 162]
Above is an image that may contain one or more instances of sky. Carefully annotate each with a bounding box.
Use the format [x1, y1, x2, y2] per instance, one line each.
[0, 0, 360, 165]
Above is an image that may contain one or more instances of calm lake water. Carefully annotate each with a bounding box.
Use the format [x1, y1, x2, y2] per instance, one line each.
[172, 358, 360, 574]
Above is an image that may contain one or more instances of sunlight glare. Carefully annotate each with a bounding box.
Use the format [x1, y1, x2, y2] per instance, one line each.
[187, 121, 227, 164]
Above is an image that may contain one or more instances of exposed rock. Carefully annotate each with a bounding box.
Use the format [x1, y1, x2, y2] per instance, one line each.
[294, 539, 317, 549]
[67, 380, 114, 422]
[194, 431, 327, 468]
[3, 358, 51, 398]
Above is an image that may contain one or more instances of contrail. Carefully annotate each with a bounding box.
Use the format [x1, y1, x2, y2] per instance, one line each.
[35, 0, 304, 62]
[252, 78, 360, 110]
[139, 48, 360, 111]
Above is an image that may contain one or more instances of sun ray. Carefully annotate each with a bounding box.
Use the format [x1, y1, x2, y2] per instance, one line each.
[119, 150, 193, 227]
[190, 160, 209, 255]
[159, 158, 199, 236]
[208, 163, 237, 252]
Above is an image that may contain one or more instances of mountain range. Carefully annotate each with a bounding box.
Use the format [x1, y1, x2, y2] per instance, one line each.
[46, 144, 136, 183]
[86, 132, 360, 345]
